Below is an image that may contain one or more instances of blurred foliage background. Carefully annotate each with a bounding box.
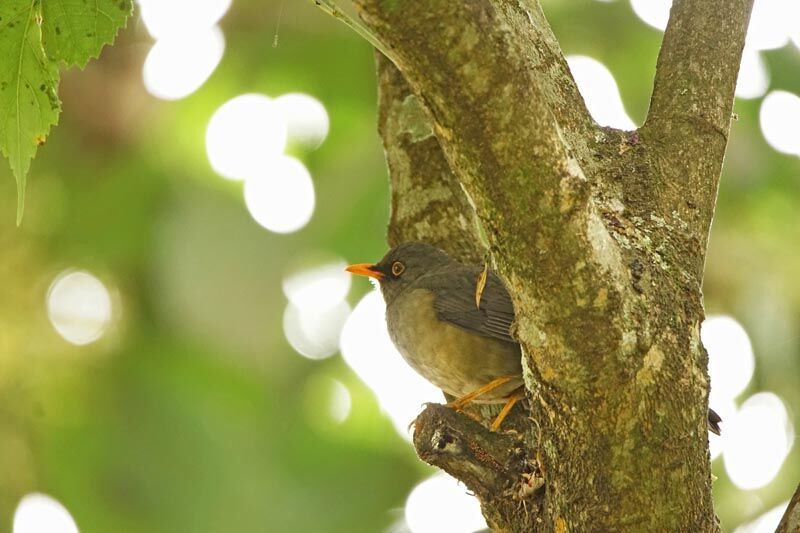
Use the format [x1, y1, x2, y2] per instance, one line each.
[1, 1, 799, 532]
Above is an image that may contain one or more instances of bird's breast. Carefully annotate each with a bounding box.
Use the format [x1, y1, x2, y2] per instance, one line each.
[385, 289, 522, 401]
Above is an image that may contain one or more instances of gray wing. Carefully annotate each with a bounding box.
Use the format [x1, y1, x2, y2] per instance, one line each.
[420, 266, 517, 345]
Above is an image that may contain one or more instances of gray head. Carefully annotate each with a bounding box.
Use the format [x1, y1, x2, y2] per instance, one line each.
[346, 242, 454, 304]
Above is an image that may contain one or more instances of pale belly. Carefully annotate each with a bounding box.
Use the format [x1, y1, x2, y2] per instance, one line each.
[386, 289, 523, 401]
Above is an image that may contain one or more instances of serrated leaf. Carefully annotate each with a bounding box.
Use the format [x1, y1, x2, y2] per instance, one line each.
[0, 0, 61, 224]
[41, 0, 133, 68]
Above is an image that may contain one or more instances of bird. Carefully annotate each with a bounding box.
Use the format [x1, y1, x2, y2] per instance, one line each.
[346, 242, 525, 431]
[347, 241, 721, 435]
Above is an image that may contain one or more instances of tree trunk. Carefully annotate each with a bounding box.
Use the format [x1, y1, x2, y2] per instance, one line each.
[359, 0, 754, 530]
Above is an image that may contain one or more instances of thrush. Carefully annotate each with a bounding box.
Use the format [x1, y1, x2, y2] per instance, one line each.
[347, 241, 721, 435]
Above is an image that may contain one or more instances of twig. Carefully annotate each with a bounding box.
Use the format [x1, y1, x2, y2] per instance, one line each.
[311, 0, 395, 62]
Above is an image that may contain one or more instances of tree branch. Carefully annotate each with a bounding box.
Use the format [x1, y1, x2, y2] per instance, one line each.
[310, 0, 395, 61]
[359, 1, 742, 529]
[644, 0, 754, 246]
[379, 57, 545, 527]
[412, 404, 543, 531]
[376, 55, 484, 264]
[648, 0, 753, 133]
[359, 1, 626, 381]
[777, 483, 800, 533]
[356, 0, 597, 261]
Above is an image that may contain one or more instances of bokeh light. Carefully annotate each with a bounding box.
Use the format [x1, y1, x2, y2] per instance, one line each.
[628, 0, 796, 50]
[274, 93, 330, 149]
[137, 0, 231, 40]
[734, 500, 790, 533]
[143, 26, 225, 101]
[1, 1, 798, 531]
[702, 315, 755, 404]
[243, 156, 315, 233]
[566, 55, 636, 130]
[759, 90, 800, 156]
[303, 375, 352, 428]
[282, 260, 351, 359]
[13, 493, 78, 533]
[340, 290, 442, 439]
[283, 261, 351, 312]
[735, 49, 769, 100]
[404, 474, 487, 533]
[629, 0, 671, 31]
[47, 270, 113, 346]
[283, 301, 350, 360]
[724, 392, 794, 490]
[793, 7, 800, 50]
[206, 94, 289, 181]
[327, 379, 352, 424]
[745, 0, 792, 52]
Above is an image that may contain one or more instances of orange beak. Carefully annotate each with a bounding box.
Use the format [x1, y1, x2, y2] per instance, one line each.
[345, 263, 384, 280]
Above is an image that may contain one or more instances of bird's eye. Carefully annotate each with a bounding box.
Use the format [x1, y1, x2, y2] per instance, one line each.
[391, 261, 405, 277]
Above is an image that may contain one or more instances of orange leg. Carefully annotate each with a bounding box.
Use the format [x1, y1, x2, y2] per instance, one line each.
[447, 375, 517, 411]
[490, 389, 526, 432]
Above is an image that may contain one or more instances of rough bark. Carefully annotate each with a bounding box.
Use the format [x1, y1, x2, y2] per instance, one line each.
[376, 54, 484, 263]
[363, 0, 754, 530]
[378, 56, 545, 528]
[644, 0, 754, 277]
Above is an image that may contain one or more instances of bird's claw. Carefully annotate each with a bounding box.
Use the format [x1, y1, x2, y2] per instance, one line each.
[455, 408, 484, 424]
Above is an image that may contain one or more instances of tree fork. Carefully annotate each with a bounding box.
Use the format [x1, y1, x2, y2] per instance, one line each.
[364, 0, 754, 529]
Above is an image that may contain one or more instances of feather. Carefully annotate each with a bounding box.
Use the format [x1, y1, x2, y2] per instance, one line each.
[418, 266, 517, 345]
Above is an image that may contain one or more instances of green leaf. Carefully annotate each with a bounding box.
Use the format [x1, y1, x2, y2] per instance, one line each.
[0, 0, 131, 223]
[0, 0, 61, 224]
[41, 0, 133, 68]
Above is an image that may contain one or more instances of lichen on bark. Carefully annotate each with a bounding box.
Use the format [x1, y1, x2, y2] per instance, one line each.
[359, 0, 755, 529]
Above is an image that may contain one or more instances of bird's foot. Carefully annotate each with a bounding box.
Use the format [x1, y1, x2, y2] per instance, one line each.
[489, 389, 526, 432]
[415, 402, 483, 429]
[458, 409, 484, 424]
[446, 375, 517, 411]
